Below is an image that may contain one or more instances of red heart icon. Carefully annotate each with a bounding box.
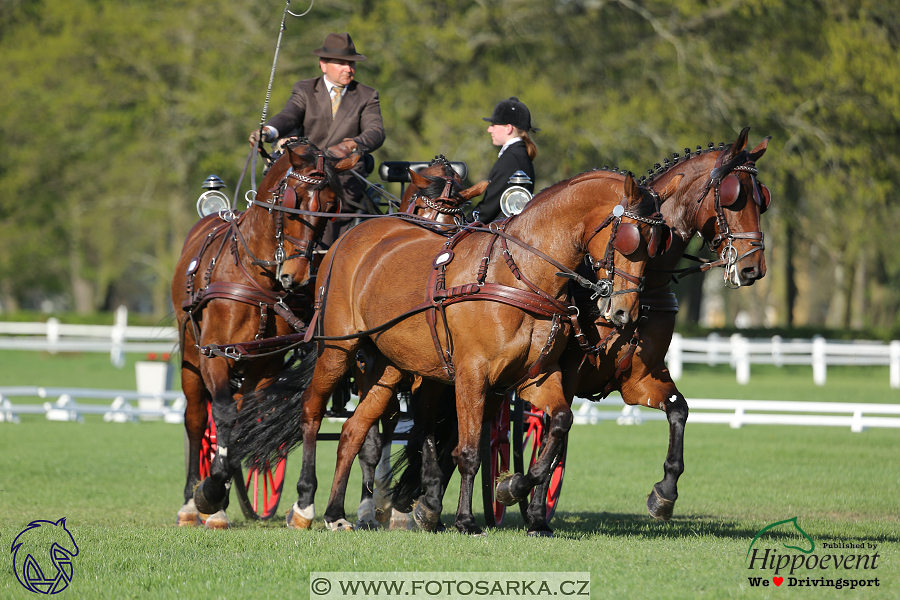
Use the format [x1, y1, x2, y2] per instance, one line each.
[773, 577, 783, 586]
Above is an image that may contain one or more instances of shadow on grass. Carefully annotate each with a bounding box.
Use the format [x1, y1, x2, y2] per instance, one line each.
[543, 511, 900, 544]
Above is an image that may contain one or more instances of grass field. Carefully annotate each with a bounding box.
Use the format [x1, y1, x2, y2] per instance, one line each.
[1, 352, 898, 599]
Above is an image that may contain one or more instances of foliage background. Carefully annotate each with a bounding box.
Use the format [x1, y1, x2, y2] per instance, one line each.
[1, 0, 898, 334]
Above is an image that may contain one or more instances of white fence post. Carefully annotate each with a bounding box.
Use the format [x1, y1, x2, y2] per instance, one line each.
[812, 335, 827, 386]
[668, 333, 683, 381]
[771, 335, 783, 367]
[707, 332, 721, 366]
[890, 340, 900, 390]
[111, 305, 127, 368]
[47, 317, 60, 354]
[732, 333, 750, 385]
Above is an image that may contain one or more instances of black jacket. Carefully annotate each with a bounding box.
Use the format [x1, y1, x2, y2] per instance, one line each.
[477, 141, 535, 224]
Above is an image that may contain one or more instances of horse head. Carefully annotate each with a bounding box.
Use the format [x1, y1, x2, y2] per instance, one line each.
[642, 127, 771, 288]
[582, 172, 673, 327]
[401, 156, 488, 224]
[254, 138, 360, 291]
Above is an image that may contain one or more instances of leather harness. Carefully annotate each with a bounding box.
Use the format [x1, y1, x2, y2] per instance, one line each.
[182, 153, 332, 359]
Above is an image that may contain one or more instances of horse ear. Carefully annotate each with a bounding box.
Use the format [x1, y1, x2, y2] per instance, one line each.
[332, 152, 361, 172]
[409, 169, 431, 190]
[658, 174, 684, 201]
[288, 146, 305, 169]
[749, 136, 771, 162]
[624, 172, 641, 203]
[731, 126, 750, 156]
[459, 179, 489, 200]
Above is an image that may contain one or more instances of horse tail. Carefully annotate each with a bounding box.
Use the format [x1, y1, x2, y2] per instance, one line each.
[231, 346, 317, 471]
[390, 388, 458, 511]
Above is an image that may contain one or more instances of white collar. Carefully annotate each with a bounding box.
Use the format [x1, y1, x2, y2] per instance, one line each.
[323, 76, 347, 96]
[498, 137, 522, 157]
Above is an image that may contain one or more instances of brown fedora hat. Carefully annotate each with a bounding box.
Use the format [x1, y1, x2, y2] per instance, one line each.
[312, 33, 367, 61]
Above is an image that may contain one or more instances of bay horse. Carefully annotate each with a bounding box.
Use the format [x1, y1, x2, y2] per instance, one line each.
[548, 126, 771, 522]
[171, 138, 360, 528]
[390, 127, 771, 534]
[233, 171, 664, 535]
[349, 156, 488, 529]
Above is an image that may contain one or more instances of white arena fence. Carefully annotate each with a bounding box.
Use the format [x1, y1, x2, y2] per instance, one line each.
[2, 387, 899, 433]
[667, 333, 900, 388]
[0, 306, 177, 368]
[2, 311, 899, 430]
[1, 311, 897, 388]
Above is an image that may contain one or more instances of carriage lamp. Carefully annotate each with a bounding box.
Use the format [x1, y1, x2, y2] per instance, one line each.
[500, 170, 533, 216]
[196, 175, 231, 217]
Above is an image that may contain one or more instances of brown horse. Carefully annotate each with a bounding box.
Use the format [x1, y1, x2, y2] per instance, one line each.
[550, 126, 771, 522]
[348, 156, 488, 529]
[390, 127, 771, 534]
[233, 171, 664, 534]
[171, 138, 359, 528]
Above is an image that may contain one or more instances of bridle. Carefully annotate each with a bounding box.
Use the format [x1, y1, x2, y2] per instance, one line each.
[695, 149, 769, 288]
[407, 176, 467, 216]
[243, 150, 334, 283]
[579, 199, 668, 301]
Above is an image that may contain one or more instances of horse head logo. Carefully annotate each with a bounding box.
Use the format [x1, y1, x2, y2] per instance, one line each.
[11, 518, 79, 594]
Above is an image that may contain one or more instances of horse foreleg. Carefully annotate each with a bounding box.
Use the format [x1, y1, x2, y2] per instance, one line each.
[178, 360, 208, 527]
[355, 423, 383, 530]
[192, 361, 236, 528]
[452, 380, 487, 536]
[372, 397, 401, 526]
[322, 361, 401, 531]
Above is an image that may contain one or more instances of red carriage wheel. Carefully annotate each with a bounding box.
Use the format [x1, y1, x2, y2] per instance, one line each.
[199, 402, 217, 480]
[480, 399, 511, 527]
[232, 454, 287, 521]
[512, 396, 567, 523]
[199, 402, 287, 520]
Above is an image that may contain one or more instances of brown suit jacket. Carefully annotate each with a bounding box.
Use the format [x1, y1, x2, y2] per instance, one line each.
[266, 76, 385, 155]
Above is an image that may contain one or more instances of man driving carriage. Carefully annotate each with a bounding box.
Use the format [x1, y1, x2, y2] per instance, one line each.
[249, 32, 386, 247]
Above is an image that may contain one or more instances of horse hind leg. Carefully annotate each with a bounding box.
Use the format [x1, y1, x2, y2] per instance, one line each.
[494, 374, 572, 536]
[646, 388, 687, 521]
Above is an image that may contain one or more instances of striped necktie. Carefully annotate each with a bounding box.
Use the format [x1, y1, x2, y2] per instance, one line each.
[331, 84, 345, 119]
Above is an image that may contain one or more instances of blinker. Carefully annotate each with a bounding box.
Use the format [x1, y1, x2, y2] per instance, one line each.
[613, 223, 641, 256]
[756, 181, 771, 214]
[718, 174, 741, 207]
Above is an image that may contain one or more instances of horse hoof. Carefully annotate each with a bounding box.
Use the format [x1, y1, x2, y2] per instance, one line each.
[647, 486, 676, 521]
[355, 519, 381, 531]
[176, 500, 202, 527]
[325, 518, 354, 531]
[193, 480, 226, 515]
[286, 503, 314, 529]
[455, 522, 486, 536]
[375, 508, 391, 526]
[204, 510, 230, 530]
[413, 500, 441, 532]
[527, 529, 554, 538]
[389, 509, 414, 531]
[495, 472, 525, 506]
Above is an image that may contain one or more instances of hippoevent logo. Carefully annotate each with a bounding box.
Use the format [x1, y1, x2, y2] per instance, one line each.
[746, 517, 881, 591]
[11, 518, 79, 594]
